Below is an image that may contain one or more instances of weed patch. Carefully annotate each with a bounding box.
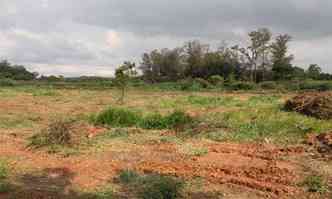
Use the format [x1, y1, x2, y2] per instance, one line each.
[117, 171, 184, 199]
[94, 107, 140, 127]
[302, 175, 328, 193]
[0, 160, 10, 193]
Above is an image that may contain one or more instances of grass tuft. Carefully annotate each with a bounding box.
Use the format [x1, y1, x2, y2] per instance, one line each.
[302, 175, 328, 193]
[94, 107, 140, 127]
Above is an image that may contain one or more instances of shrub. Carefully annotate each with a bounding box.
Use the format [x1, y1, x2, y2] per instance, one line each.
[179, 79, 203, 91]
[0, 78, 17, 87]
[28, 118, 73, 148]
[139, 113, 167, 130]
[163, 110, 193, 129]
[94, 107, 141, 127]
[194, 78, 213, 89]
[140, 175, 184, 199]
[228, 82, 255, 90]
[139, 111, 194, 130]
[208, 75, 224, 86]
[0, 160, 10, 193]
[260, 81, 277, 90]
[298, 81, 332, 91]
[119, 169, 140, 184]
[302, 175, 327, 193]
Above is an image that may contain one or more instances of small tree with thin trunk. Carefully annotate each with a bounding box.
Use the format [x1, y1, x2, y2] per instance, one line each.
[114, 61, 136, 104]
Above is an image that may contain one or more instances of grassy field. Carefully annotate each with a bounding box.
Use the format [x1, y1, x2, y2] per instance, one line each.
[0, 86, 331, 198]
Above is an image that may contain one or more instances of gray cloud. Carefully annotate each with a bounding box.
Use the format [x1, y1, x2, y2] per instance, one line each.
[0, 0, 331, 76]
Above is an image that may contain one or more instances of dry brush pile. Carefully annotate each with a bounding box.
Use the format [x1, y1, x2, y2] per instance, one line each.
[285, 92, 332, 120]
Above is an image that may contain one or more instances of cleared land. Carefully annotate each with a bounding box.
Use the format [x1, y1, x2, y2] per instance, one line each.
[0, 86, 331, 199]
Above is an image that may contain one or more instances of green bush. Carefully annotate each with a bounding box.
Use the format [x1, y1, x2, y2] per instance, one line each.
[140, 175, 184, 199]
[28, 118, 73, 148]
[208, 75, 224, 86]
[259, 81, 277, 90]
[298, 81, 332, 91]
[139, 111, 193, 130]
[94, 107, 141, 127]
[139, 113, 168, 130]
[119, 169, 140, 184]
[228, 82, 256, 90]
[0, 78, 17, 87]
[179, 79, 203, 91]
[163, 110, 193, 129]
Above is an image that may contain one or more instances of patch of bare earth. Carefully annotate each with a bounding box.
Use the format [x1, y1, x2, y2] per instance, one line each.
[0, 132, 313, 198]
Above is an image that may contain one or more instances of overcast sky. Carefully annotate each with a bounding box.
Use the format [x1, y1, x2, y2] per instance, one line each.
[0, 0, 331, 76]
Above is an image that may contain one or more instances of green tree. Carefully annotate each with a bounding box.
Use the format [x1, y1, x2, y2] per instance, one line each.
[270, 34, 294, 80]
[114, 61, 136, 104]
[306, 64, 322, 80]
[234, 28, 272, 83]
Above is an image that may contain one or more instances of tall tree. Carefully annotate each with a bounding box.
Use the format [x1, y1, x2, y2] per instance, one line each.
[270, 34, 294, 80]
[307, 64, 322, 80]
[234, 28, 272, 82]
[184, 40, 209, 77]
[114, 61, 136, 104]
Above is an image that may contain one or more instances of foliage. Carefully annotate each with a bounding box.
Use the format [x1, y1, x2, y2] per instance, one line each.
[114, 61, 137, 104]
[0, 60, 38, 80]
[139, 113, 167, 130]
[259, 81, 278, 90]
[139, 175, 184, 199]
[228, 82, 256, 90]
[302, 175, 328, 193]
[0, 78, 17, 87]
[0, 160, 10, 193]
[94, 107, 140, 127]
[208, 75, 224, 86]
[118, 169, 140, 184]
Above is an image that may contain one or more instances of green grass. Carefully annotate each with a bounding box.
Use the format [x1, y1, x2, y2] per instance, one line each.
[198, 95, 332, 144]
[94, 107, 141, 127]
[0, 115, 35, 129]
[187, 95, 241, 107]
[94, 107, 195, 130]
[302, 175, 328, 193]
[0, 160, 10, 193]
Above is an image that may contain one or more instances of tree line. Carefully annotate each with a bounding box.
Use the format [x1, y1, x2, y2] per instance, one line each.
[138, 28, 332, 83]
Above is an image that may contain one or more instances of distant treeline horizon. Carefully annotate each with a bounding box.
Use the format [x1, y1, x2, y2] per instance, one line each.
[1, 28, 332, 82]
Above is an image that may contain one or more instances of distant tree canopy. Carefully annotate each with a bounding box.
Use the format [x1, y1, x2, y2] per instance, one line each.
[0, 60, 38, 80]
[139, 28, 332, 83]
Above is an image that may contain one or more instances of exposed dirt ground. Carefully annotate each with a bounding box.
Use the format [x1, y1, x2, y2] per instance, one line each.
[0, 88, 331, 198]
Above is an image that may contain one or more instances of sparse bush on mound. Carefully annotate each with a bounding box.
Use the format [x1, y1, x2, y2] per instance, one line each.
[284, 92, 332, 120]
[94, 107, 140, 127]
[28, 118, 74, 148]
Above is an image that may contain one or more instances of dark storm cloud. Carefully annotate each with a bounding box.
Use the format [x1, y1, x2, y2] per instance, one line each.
[0, 0, 331, 75]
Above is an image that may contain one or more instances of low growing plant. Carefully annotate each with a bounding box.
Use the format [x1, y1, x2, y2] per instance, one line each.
[94, 107, 140, 127]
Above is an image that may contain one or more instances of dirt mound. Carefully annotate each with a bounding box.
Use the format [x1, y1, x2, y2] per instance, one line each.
[306, 132, 332, 157]
[284, 92, 332, 119]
